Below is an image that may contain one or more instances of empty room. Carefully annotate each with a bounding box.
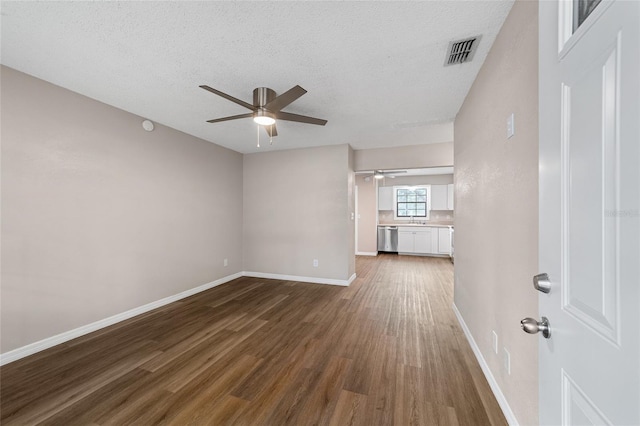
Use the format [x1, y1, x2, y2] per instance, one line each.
[1, 1, 638, 425]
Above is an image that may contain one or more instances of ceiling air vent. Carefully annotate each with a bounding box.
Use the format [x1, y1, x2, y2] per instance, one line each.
[444, 35, 482, 66]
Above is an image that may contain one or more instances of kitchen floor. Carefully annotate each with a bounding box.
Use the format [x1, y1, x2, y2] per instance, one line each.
[0, 255, 505, 425]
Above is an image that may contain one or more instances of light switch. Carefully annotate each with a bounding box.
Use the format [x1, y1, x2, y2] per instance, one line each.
[507, 113, 515, 139]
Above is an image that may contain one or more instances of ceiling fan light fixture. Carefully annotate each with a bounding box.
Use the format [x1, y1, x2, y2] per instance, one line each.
[374, 171, 384, 179]
[253, 110, 275, 126]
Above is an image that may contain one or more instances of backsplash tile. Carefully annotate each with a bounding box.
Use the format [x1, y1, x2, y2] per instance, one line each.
[378, 210, 453, 225]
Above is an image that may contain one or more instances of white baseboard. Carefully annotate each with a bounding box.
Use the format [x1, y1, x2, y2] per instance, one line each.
[0, 272, 243, 366]
[356, 251, 378, 256]
[452, 303, 519, 426]
[242, 271, 356, 287]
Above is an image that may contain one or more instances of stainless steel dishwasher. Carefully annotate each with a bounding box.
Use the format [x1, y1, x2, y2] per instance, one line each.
[377, 226, 398, 253]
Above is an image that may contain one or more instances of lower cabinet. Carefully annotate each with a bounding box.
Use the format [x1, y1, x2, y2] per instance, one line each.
[414, 229, 434, 253]
[398, 226, 453, 256]
[438, 227, 452, 255]
[398, 227, 438, 254]
[397, 230, 415, 253]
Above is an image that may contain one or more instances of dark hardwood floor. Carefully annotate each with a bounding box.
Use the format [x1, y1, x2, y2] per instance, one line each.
[1, 254, 506, 425]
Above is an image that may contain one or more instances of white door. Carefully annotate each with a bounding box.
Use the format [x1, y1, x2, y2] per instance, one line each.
[539, 1, 639, 425]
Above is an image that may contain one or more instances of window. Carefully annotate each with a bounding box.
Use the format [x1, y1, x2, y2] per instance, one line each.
[573, 0, 601, 32]
[393, 186, 430, 220]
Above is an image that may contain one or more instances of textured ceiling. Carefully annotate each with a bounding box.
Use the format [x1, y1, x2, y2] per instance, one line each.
[1, 1, 513, 154]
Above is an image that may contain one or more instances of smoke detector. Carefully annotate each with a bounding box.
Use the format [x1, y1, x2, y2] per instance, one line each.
[444, 35, 482, 66]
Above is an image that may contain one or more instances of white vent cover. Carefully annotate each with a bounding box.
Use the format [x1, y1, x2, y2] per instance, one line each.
[444, 35, 482, 66]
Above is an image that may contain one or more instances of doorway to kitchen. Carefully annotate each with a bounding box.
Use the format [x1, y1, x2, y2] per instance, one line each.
[355, 166, 454, 261]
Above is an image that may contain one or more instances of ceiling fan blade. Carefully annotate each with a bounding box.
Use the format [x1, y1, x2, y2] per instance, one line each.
[264, 85, 307, 112]
[263, 123, 278, 137]
[384, 170, 407, 174]
[206, 113, 254, 123]
[200, 85, 256, 111]
[275, 111, 327, 126]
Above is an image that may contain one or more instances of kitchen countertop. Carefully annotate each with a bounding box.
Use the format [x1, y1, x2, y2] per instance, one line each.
[378, 223, 453, 228]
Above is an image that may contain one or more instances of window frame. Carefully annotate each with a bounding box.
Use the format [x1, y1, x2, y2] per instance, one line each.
[393, 185, 431, 221]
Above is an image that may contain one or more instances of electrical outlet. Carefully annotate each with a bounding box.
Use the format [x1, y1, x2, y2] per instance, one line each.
[503, 347, 511, 375]
[313, 259, 319, 267]
[223, 258, 228, 267]
[507, 113, 515, 139]
[492, 331, 498, 354]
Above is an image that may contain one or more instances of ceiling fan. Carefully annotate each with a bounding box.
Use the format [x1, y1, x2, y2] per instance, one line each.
[200, 85, 327, 137]
[366, 170, 408, 180]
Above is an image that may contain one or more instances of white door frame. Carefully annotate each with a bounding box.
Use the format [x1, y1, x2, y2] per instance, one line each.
[355, 185, 359, 253]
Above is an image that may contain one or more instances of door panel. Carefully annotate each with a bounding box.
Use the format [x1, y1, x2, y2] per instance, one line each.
[562, 36, 620, 344]
[562, 371, 612, 425]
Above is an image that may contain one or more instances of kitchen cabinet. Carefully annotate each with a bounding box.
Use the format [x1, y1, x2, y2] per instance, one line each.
[447, 184, 454, 210]
[378, 186, 394, 211]
[398, 226, 453, 256]
[430, 184, 454, 211]
[398, 227, 437, 254]
[430, 185, 448, 210]
[438, 227, 452, 255]
[414, 230, 433, 253]
[397, 230, 415, 253]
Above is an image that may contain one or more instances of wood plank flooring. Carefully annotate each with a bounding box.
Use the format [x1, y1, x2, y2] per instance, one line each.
[0, 254, 507, 425]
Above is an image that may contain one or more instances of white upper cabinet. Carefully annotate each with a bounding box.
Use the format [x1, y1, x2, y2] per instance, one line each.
[431, 184, 454, 211]
[430, 185, 448, 210]
[378, 186, 394, 210]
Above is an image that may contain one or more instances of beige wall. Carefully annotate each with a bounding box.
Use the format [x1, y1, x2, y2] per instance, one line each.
[1, 66, 244, 353]
[243, 144, 353, 281]
[355, 175, 377, 254]
[354, 141, 453, 171]
[453, 1, 538, 425]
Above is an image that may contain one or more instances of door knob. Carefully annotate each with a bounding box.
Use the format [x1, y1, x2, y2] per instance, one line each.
[521, 317, 551, 338]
